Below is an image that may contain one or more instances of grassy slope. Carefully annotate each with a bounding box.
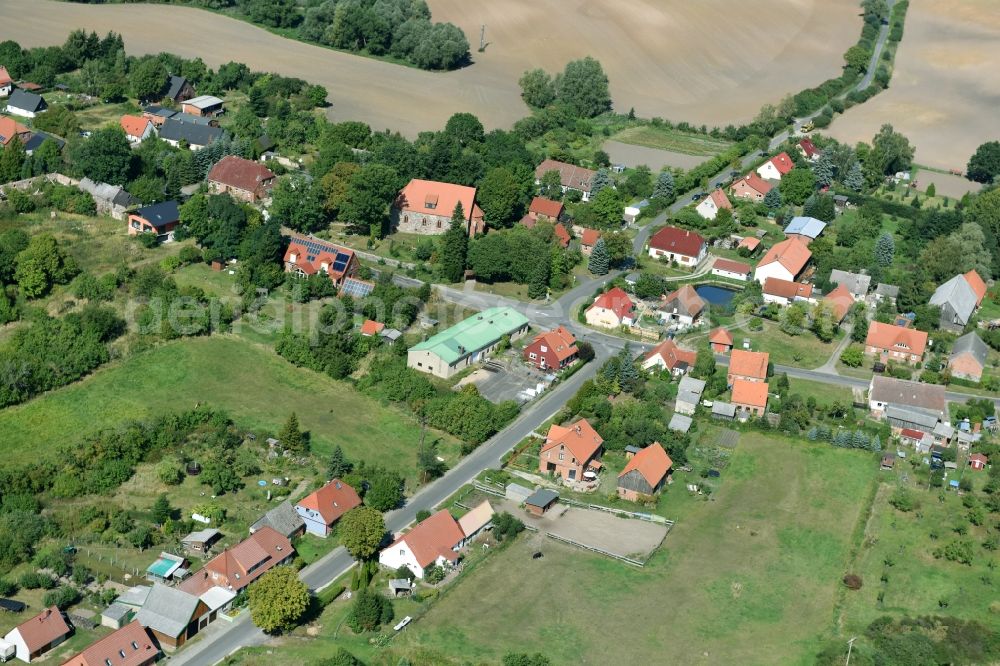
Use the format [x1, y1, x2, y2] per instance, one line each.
[387, 434, 877, 665]
[612, 124, 734, 156]
[0, 336, 459, 475]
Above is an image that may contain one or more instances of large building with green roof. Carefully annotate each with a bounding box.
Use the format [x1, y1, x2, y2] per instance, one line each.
[407, 307, 530, 378]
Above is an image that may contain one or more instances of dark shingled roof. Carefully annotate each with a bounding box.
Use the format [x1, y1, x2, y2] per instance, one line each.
[524, 488, 558, 508]
[134, 200, 180, 230]
[165, 75, 188, 100]
[8, 88, 46, 113]
[158, 118, 223, 147]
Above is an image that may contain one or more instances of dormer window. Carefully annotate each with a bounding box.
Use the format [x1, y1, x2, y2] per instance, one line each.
[289, 253, 297, 263]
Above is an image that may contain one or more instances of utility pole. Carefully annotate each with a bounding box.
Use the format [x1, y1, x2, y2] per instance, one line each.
[479, 24, 487, 52]
[845, 636, 857, 666]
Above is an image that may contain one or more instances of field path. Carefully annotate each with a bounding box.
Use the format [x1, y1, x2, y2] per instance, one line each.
[0, 0, 860, 136]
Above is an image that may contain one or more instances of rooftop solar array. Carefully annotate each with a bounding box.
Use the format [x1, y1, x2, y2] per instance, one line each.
[340, 277, 375, 298]
[292, 237, 354, 273]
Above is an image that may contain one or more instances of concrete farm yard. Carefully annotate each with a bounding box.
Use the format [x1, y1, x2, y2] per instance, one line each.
[0, 0, 862, 136]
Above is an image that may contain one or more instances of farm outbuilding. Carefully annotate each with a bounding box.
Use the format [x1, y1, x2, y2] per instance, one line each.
[524, 489, 558, 516]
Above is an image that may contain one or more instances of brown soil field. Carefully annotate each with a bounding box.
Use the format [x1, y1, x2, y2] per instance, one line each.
[827, 0, 1000, 171]
[0, 0, 859, 136]
[602, 140, 706, 170]
[916, 170, 982, 198]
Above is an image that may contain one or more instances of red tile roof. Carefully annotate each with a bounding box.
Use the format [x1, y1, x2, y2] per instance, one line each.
[553, 223, 572, 248]
[388, 510, 465, 569]
[580, 228, 601, 247]
[530, 326, 578, 362]
[758, 238, 812, 276]
[541, 419, 604, 463]
[970, 453, 988, 465]
[296, 479, 361, 526]
[588, 287, 634, 321]
[708, 188, 732, 210]
[395, 178, 483, 224]
[208, 155, 275, 194]
[663, 284, 705, 318]
[729, 349, 769, 380]
[900, 428, 925, 440]
[11, 607, 71, 655]
[763, 277, 813, 300]
[534, 159, 596, 193]
[284, 235, 357, 281]
[710, 327, 734, 346]
[119, 114, 151, 138]
[0, 116, 30, 146]
[865, 322, 928, 357]
[649, 225, 705, 258]
[738, 236, 761, 251]
[732, 379, 769, 408]
[963, 270, 987, 306]
[0, 66, 11, 86]
[62, 620, 157, 666]
[360, 320, 384, 336]
[732, 172, 773, 197]
[643, 339, 696, 370]
[823, 283, 854, 321]
[713, 258, 751, 275]
[180, 526, 293, 595]
[766, 152, 794, 175]
[798, 138, 818, 158]
[529, 196, 563, 219]
[618, 442, 672, 487]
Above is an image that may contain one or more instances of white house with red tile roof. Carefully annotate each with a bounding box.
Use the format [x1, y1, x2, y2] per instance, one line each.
[579, 228, 601, 255]
[378, 510, 467, 579]
[392, 179, 484, 236]
[730, 173, 773, 201]
[762, 277, 815, 306]
[120, 115, 155, 143]
[62, 620, 159, 666]
[647, 226, 706, 266]
[756, 152, 795, 181]
[3, 606, 71, 663]
[585, 287, 634, 329]
[695, 188, 733, 220]
[283, 235, 359, 288]
[712, 258, 751, 281]
[641, 339, 696, 375]
[294, 479, 362, 537]
[754, 238, 812, 284]
[0, 66, 13, 96]
[798, 138, 819, 161]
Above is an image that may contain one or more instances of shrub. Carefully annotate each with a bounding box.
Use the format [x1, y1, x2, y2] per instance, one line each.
[346, 588, 393, 633]
[43, 585, 80, 609]
[889, 487, 917, 512]
[842, 574, 863, 590]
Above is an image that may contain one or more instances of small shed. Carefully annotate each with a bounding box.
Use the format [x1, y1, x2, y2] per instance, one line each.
[100, 602, 133, 629]
[181, 528, 222, 555]
[388, 579, 413, 597]
[880, 454, 895, 470]
[380, 328, 403, 345]
[524, 488, 559, 516]
[712, 402, 736, 421]
[970, 453, 988, 470]
[0, 598, 26, 613]
[623, 206, 641, 224]
[668, 413, 693, 434]
[624, 445, 641, 459]
[949, 479, 960, 490]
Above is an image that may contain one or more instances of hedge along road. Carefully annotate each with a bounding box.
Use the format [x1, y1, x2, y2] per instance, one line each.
[0, 0, 862, 137]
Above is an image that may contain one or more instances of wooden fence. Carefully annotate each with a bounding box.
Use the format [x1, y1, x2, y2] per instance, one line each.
[558, 496, 674, 526]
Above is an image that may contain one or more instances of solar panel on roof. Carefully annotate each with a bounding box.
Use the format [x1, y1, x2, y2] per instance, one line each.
[340, 278, 374, 298]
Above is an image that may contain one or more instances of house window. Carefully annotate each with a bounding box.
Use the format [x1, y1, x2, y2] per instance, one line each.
[400, 549, 405, 556]
[529, 353, 537, 360]
[403, 215, 408, 225]
[558, 452, 564, 461]
[436, 220, 442, 229]
[540, 345, 548, 353]
[422, 219, 427, 226]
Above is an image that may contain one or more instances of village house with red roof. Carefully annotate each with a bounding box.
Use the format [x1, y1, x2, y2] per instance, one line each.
[120, 114, 155, 143]
[732, 379, 769, 418]
[283, 235, 359, 287]
[62, 620, 159, 666]
[534, 158, 597, 201]
[756, 152, 795, 181]
[585, 287, 634, 329]
[728, 349, 769, 384]
[392, 178, 485, 236]
[762, 277, 815, 306]
[710, 327, 734, 353]
[579, 228, 601, 255]
[0, 65, 13, 96]
[730, 172, 773, 201]
[640, 339, 697, 376]
[798, 138, 820, 161]
[539, 419, 604, 482]
[3, 606, 72, 663]
[523, 325, 579, 371]
[207, 155, 276, 203]
[695, 188, 733, 220]
[712, 258, 752, 281]
[378, 509, 467, 579]
[865, 322, 928, 364]
[754, 237, 812, 284]
[617, 442, 672, 501]
[647, 226, 706, 266]
[294, 479, 362, 537]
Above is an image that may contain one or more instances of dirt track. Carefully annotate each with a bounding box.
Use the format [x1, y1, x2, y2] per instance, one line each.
[828, 0, 1000, 170]
[0, 0, 860, 136]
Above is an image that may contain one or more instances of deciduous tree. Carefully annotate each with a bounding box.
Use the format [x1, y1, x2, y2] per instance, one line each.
[248, 566, 309, 634]
[340, 506, 385, 561]
[967, 141, 1000, 184]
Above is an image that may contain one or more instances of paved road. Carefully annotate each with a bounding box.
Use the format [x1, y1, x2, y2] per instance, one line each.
[857, 1, 895, 92]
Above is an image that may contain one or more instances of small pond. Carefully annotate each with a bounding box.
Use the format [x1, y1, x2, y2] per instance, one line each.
[694, 284, 738, 306]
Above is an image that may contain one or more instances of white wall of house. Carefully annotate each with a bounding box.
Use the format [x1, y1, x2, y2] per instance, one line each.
[0, 83, 13, 97]
[378, 541, 453, 579]
[647, 246, 704, 266]
[585, 306, 630, 329]
[696, 198, 719, 220]
[756, 161, 784, 181]
[6, 105, 36, 119]
[712, 267, 749, 281]
[293, 505, 330, 537]
[2, 628, 29, 663]
[753, 261, 794, 285]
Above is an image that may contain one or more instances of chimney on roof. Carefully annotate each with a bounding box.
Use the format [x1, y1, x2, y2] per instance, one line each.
[575, 425, 581, 434]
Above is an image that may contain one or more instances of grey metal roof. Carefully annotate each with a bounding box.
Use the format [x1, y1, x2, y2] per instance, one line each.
[8, 88, 46, 113]
[135, 583, 201, 638]
[101, 602, 132, 622]
[785, 216, 827, 239]
[668, 413, 692, 433]
[678, 376, 706, 395]
[712, 402, 736, 417]
[624, 445, 641, 454]
[78, 177, 128, 204]
[829, 269, 871, 296]
[951, 332, 988, 368]
[158, 118, 224, 147]
[885, 405, 940, 429]
[182, 528, 221, 545]
[116, 585, 151, 608]
[250, 500, 304, 538]
[930, 274, 978, 326]
[875, 283, 899, 298]
[676, 390, 701, 406]
[933, 422, 955, 439]
[525, 488, 558, 507]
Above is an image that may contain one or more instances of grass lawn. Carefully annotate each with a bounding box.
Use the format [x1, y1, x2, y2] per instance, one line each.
[0, 336, 460, 482]
[838, 463, 1000, 640]
[382, 434, 878, 665]
[612, 125, 733, 156]
[786, 377, 852, 407]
